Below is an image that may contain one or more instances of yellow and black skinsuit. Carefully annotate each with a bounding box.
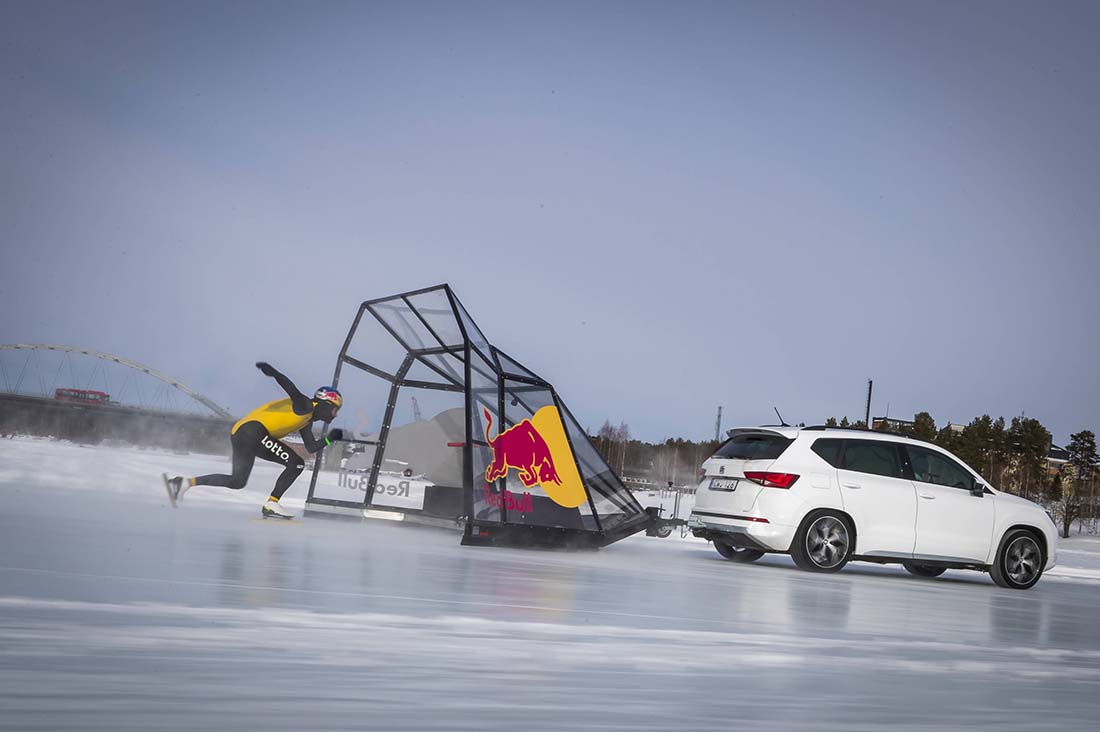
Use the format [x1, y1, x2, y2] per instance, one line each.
[193, 369, 327, 501]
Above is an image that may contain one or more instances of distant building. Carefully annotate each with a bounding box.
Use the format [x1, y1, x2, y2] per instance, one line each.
[943, 423, 965, 434]
[871, 416, 913, 432]
[622, 475, 657, 491]
[1046, 444, 1070, 477]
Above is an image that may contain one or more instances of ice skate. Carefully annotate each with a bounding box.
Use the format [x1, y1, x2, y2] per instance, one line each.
[261, 499, 294, 520]
[162, 474, 190, 507]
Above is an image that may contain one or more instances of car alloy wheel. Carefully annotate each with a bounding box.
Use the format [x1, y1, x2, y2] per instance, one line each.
[1006, 536, 1041, 585]
[806, 515, 849, 569]
[791, 511, 854, 573]
[990, 528, 1045, 590]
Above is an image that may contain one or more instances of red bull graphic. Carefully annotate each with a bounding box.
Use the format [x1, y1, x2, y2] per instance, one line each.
[484, 408, 560, 488]
[483, 405, 587, 509]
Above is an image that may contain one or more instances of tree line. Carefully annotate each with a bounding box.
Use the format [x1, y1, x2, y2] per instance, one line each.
[593, 419, 719, 491]
[593, 413, 1099, 538]
[850, 411, 1098, 539]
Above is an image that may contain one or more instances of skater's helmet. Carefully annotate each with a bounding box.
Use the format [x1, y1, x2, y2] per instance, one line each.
[313, 386, 342, 410]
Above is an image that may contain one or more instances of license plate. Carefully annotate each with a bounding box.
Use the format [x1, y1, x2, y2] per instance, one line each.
[710, 477, 738, 491]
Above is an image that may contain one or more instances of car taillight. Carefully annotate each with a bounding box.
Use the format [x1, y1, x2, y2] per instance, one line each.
[743, 471, 799, 489]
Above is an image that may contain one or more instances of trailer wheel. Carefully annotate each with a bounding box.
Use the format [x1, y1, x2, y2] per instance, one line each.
[654, 524, 673, 538]
[715, 540, 764, 563]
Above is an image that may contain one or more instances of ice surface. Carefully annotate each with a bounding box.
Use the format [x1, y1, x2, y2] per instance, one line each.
[1, 437, 1099, 730]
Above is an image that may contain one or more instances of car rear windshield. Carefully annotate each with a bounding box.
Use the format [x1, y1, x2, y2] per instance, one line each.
[712, 433, 792, 461]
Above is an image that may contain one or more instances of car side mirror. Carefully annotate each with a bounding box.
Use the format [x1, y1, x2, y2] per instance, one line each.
[970, 481, 985, 498]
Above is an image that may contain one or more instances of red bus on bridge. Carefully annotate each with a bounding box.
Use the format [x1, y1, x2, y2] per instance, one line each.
[54, 388, 110, 405]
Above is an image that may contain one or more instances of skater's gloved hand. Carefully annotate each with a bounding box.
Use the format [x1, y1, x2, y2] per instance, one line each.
[255, 362, 279, 377]
[326, 428, 345, 443]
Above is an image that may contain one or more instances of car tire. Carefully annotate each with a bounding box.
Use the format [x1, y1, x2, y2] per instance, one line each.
[714, 540, 765, 563]
[655, 524, 673, 538]
[903, 562, 947, 578]
[790, 510, 854, 573]
[989, 528, 1045, 590]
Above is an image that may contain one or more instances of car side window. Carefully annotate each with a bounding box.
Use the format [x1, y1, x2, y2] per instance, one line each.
[907, 445, 974, 490]
[841, 440, 904, 479]
[810, 438, 843, 467]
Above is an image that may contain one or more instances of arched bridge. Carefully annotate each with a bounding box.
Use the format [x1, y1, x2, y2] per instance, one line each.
[0, 344, 232, 418]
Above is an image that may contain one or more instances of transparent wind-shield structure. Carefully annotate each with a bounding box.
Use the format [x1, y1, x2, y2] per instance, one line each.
[304, 285, 650, 548]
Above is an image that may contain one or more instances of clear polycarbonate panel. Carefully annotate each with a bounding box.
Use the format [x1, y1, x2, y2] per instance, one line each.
[502, 383, 553, 427]
[470, 442, 500, 524]
[465, 348, 499, 419]
[416, 351, 466, 389]
[307, 366, 393, 505]
[369, 300, 433, 352]
[468, 347, 501, 524]
[367, 386, 466, 518]
[342, 310, 411, 381]
[405, 289, 464, 348]
[330, 364, 394, 445]
[493, 349, 547, 384]
[557, 401, 645, 532]
[402, 357, 463, 389]
[452, 294, 493, 363]
[313, 442, 377, 504]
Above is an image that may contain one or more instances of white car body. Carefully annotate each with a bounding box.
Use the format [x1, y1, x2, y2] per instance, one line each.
[688, 426, 1057, 587]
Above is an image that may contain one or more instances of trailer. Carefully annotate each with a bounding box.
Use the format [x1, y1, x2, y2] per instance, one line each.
[303, 284, 655, 548]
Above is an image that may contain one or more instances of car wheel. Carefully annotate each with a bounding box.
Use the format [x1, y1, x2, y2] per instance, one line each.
[714, 540, 765, 563]
[790, 510, 854, 573]
[903, 562, 947, 578]
[655, 524, 673, 538]
[990, 529, 1045, 590]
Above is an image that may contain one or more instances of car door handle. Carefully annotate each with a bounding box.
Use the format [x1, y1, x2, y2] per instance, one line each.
[919, 493, 936, 500]
[842, 482, 862, 490]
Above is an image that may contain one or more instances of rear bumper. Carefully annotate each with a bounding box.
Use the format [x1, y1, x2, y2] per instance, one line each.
[688, 511, 795, 552]
[691, 526, 773, 553]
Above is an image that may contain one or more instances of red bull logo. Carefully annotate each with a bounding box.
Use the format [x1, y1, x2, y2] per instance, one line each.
[483, 405, 587, 509]
[484, 408, 561, 488]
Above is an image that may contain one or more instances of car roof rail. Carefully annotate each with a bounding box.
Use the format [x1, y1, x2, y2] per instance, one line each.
[801, 424, 872, 432]
[802, 424, 940, 446]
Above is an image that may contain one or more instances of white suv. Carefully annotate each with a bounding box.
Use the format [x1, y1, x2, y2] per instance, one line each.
[688, 426, 1058, 589]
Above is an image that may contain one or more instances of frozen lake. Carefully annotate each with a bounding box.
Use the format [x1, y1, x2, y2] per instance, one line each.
[1, 437, 1099, 730]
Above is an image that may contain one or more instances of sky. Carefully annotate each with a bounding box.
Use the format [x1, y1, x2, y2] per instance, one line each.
[2, 0, 1099, 443]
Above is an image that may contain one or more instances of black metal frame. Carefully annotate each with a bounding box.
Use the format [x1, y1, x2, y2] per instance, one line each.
[304, 284, 650, 548]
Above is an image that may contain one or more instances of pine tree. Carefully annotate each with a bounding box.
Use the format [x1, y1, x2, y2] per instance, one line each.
[911, 412, 937, 441]
[1053, 430, 1099, 537]
[1008, 417, 1051, 501]
[1066, 430, 1098, 481]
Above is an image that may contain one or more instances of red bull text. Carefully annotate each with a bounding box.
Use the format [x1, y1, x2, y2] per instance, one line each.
[481, 482, 533, 513]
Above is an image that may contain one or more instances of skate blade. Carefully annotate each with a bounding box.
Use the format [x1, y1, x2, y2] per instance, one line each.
[162, 473, 177, 508]
[261, 510, 294, 521]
